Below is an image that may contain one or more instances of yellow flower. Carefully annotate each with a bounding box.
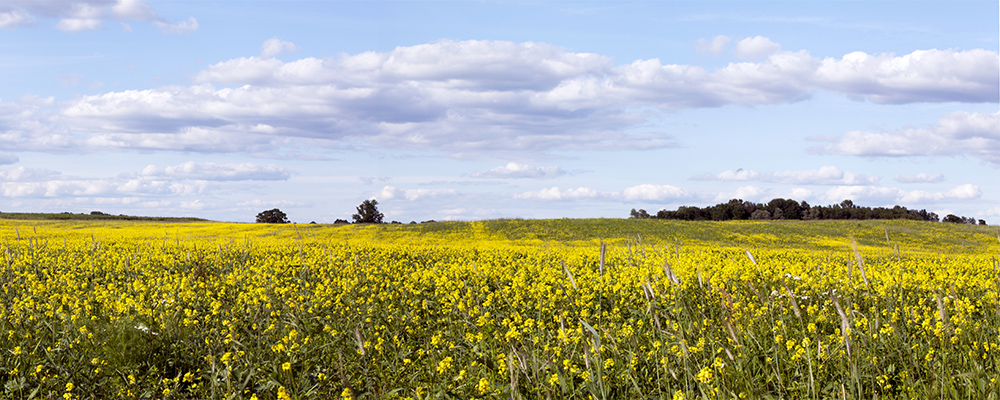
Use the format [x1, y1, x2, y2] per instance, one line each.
[436, 356, 453, 374]
[277, 386, 291, 400]
[282, 362, 291, 371]
[477, 378, 491, 394]
[695, 366, 713, 384]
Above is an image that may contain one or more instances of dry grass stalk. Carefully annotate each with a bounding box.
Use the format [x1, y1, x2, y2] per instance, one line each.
[850, 236, 871, 289]
[830, 293, 852, 357]
[662, 256, 680, 286]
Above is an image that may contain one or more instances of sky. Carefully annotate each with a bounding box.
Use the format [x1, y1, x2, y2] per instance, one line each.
[0, 0, 997, 223]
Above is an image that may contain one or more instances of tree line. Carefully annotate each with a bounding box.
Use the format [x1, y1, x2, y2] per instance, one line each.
[630, 198, 987, 225]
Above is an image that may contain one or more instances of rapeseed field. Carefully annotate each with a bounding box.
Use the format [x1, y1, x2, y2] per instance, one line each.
[0, 219, 997, 399]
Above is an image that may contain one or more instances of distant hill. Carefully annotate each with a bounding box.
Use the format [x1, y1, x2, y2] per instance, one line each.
[0, 212, 208, 222]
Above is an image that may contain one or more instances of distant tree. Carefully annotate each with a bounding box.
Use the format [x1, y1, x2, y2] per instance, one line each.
[675, 206, 705, 221]
[942, 214, 963, 224]
[256, 208, 289, 224]
[630, 208, 651, 219]
[334, 219, 350, 224]
[979, 219, 987, 225]
[750, 210, 772, 220]
[352, 199, 384, 224]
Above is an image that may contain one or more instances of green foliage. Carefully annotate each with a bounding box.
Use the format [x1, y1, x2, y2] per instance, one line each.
[256, 208, 290, 224]
[352, 199, 383, 224]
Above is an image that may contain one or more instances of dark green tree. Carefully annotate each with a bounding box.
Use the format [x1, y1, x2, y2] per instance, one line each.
[352, 199, 384, 224]
[256, 208, 289, 224]
[942, 214, 963, 223]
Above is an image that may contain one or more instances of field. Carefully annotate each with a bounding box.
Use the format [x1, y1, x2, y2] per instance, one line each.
[0, 218, 997, 399]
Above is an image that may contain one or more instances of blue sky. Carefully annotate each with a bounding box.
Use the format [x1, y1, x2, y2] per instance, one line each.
[0, 0, 997, 223]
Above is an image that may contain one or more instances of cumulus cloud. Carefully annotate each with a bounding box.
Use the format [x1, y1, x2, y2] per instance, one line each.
[0, 0, 197, 33]
[261, 38, 300, 58]
[822, 184, 982, 205]
[787, 188, 814, 200]
[374, 185, 457, 201]
[894, 173, 944, 183]
[0, 167, 61, 182]
[0, 173, 213, 198]
[622, 184, 688, 201]
[734, 36, 781, 59]
[139, 162, 291, 181]
[514, 186, 602, 201]
[695, 35, 731, 54]
[2, 40, 996, 156]
[815, 111, 1000, 165]
[469, 162, 565, 179]
[698, 166, 878, 185]
[0, 9, 34, 29]
[814, 49, 999, 104]
[0, 162, 300, 199]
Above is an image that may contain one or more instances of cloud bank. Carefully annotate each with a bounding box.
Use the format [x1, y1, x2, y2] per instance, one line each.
[0, 0, 198, 33]
[1, 38, 992, 158]
[815, 111, 1000, 165]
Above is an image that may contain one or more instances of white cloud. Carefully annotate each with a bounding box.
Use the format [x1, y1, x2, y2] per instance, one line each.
[622, 184, 687, 201]
[704, 166, 878, 185]
[0, 10, 34, 29]
[983, 206, 1000, 218]
[894, 173, 944, 183]
[236, 199, 306, 208]
[111, 0, 158, 20]
[515, 186, 601, 201]
[373, 185, 457, 201]
[0, 167, 60, 182]
[814, 49, 999, 104]
[788, 188, 814, 200]
[139, 162, 290, 181]
[715, 168, 759, 180]
[0, 164, 260, 199]
[376, 185, 399, 200]
[3, 41, 996, 157]
[56, 18, 102, 31]
[822, 184, 982, 205]
[154, 16, 197, 34]
[712, 185, 769, 203]
[1, 0, 196, 33]
[261, 38, 300, 58]
[469, 162, 565, 179]
[402, 188, 457, 201]
[695, 35, 731, 54]
[734, 36, 781, 59]
[815, 111, 1000, 164]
